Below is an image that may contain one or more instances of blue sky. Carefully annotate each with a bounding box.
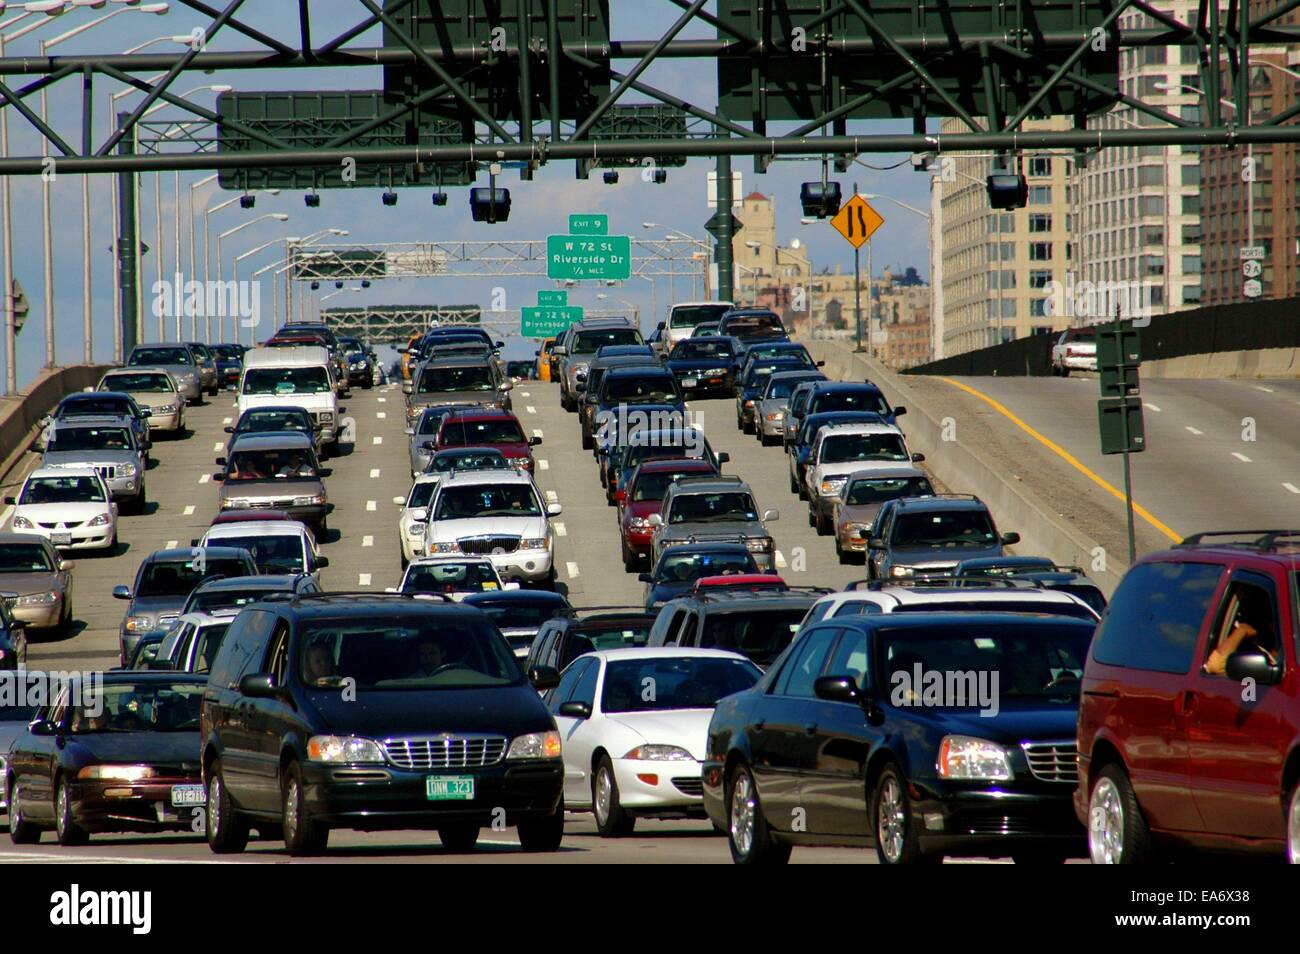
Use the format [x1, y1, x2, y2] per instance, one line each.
[2, 0, 933, 382]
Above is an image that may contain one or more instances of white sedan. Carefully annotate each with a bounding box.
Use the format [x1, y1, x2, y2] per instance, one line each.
[548, 648, 762, 837]
[393, 474, 442, 568]
[5, 468, 117, 552]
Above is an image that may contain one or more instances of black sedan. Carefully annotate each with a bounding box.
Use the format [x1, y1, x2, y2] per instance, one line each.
[703, 613, 1095, 864]
[638, 542, 758, 613]
[663, 336, 739, 398]
[6, 672, 207, 845]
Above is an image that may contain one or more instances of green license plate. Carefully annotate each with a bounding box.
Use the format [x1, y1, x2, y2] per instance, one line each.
[425, 776, 475, 801]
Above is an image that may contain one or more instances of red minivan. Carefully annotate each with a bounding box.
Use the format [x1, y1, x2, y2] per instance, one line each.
[1075, 530, 1300, 863]
[615, 457, 717, 571]
[437, 408, 540, 475]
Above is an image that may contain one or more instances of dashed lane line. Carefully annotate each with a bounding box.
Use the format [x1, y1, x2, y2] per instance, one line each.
[538, 459, 549, 471]
[359, 573, 372, 586]
[198, 474, 209, 484]
[366, 500, 377, 511]
[370, 469, 381, 479]
[553, 522, 566, 537]
[362, 536, 374, 547]
[1186, 426, 1203, 435]
[1232, 452, 1252, 463]
[565, 562, 580, 579]
[183, 505, 195, 516]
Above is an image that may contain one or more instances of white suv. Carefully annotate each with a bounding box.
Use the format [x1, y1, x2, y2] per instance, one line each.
[800, 580, 1102, 629]
[804, 423, 921, 534]
[422, 469, 562, 587]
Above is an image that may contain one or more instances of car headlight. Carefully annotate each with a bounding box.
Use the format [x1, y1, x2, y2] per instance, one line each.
[519, 537, 549, 550]
[703, 367, 728, 376]
[430, 541, 461, 554]
[745, 536, 773, 553]
[890, 565, 915, 578]
[819, 478, 847, 496]
[766, 412, 784, 422]
[628, 516, 653, 529]
[507, 731, 562, 760]
[223, 497, 251, 509]
[846, 522, 872, 537]
[79, 765, 156, 781]
[12, 516, 32, 529]
[508, 457, 532, 469]
[624, 744, 694, 761]
[156, 403, 177, 414]
[743, 399, 754, 407]
[307, 735, 385, 764]
[937, 736, 1013, 781]
[18, 592, 59, 606]
[294, 495, 327, 507]
[88, 513, 112, 527]
[124, 616, 155, 633]
[183, 372, 198, 382]
[406, 523, 427, 538]
[119, 463, 138, 477]
[318, 412, 335, 423]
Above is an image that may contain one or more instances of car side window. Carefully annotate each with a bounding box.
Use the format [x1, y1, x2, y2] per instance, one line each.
[825, 628, 869, 691]
[671, 610, 698, 647]
[571, 660, 600, 708]
[805, 601, 834, 625]
[1202, 572, 1282, 678]
[772, 626, 839, 696]
[833, 600, 882, 617]
[546, 657, 590, 713]
[1091, 561, 1223, 674]
[264, 620, 292, 685]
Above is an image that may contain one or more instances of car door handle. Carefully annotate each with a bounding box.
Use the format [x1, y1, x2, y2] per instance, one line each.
[1174, 690, 1196, 717]
[804, 723, 818, 736]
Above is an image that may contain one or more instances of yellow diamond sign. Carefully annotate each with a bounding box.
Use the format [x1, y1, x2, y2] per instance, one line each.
[830, 194, 884, 249]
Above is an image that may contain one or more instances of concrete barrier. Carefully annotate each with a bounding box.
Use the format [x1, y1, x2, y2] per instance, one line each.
[1142, 347, 1299, 380]
[0, 364, 116, 486]
[804, 340, 1126, 595]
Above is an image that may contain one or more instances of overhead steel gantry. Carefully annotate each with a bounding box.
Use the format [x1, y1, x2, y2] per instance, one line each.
[0, 0, 1299, 178]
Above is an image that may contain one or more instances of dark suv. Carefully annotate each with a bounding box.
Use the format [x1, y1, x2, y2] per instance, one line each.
[867, 495, 1020, 581]
[646, 588, 824, 670]
[525, 608, 657, 674]
[1076, 530, 1300, 864]
[200, 593, 566, 855]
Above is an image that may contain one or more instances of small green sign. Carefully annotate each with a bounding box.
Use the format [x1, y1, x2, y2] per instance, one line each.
[537, 290, 568, 306]
[569, 214, 608, 235]
[546, 234, 631, 281]
[522, 305, 584, 338]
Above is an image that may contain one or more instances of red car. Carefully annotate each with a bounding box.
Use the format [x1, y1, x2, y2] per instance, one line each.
[208, 508, 296, 526]
[690, 574, 788, 593]
[616, 458, 718, 571]
[1076, 529, 1300, 863]
[437, 408, 540, 474]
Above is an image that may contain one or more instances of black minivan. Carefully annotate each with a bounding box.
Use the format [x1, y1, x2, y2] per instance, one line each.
[199, 593, 565, 855]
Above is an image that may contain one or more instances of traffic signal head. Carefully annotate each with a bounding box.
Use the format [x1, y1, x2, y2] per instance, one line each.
[986, 174, 1028, 210]
[432, 192, 448, 207]
[239, 194, 255, 209]
[304, 192, 320, 208]
[800, 181, 842, 218]
[603, 170, 619, 185]
[469, 187, 511, 223]
[651, 168, 667, 184]
[381, 192, 398, 206]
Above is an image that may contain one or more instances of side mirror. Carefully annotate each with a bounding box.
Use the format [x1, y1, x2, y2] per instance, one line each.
[140, 409, 152, 418]
[318, 468, 333, 478]
[2, 496, 13, 505]
[816, 360, 825, 367]
[528, 436, 543, 446]
[501, 380, 514, 391]
[420, 440, 437, 450]
[559, 701, 592, 719]
[893, 406, 907, 416]
[495, 341, 504, 349]
[528, 665, 561, 691]
[763, 509, 780, 522]
[59, 560, 73, 571]
[316, 556, 330, 569]
[394, 496, 406, 506]
[552, 347, 567, 356]
[503, 582, 521, 591]
[211, 473, 225, 482]
[239, 673, 279, 698]
[1001, 532, 1021, 545]
[402, 382, 413, 395]
[214, 457, 227, 467]
[867, 537, 885, 550]
[404, 427, 414, 435]
[911, 452, 926, 463]
[647, 513, 663, 527]
[547, 503, 563, 516]
[1225, 651, 1283, 686]
[717, 452, 730, 465]
[614, 489, 627, 504]
[656, 322, 666, 330]
[29, 720, 54, 737]
[112, 585, 132, 600]
[637, 573, 654, 584]
[814, 675, 861, 704]
[223, 426, 234, 433]
[189, 538, 200, 547]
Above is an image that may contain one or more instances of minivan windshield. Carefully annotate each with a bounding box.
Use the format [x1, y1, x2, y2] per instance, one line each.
[207, 534, 305, 574]
[893, 510, 998, 548]
[573, 329, 643, 354]
[604, 374, 678, 404]
[299, 616, 520, 689]
[820, 432, 909, 464]
[434, 484, 541, 520]
[439, 418, 526, 446]
[419, 365, 495, 393]
[810, 389, 892, 416]
[669, 492, 757, 524]
[47, 426, 134, 453]
[845, 475, 934, 504]
[243, 367, 331, 395]
[669, 304, 732, 329]
[130, 347, 192, 366]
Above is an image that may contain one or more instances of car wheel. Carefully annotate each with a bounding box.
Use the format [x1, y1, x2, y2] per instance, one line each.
[59, 597, 73, 633]
[516, 798, 564, 852]
[807, 505, 816, 528]
[282, 762, 328, 856]
[1287, 781, 1300, 864]
[816, 509, 831, 536]
[206, 759, 249, 854]
[55, 777, 90, 846]
[789, 470, 798, 494]
[726, 762, 789, 865]
[836, 540, 850, 565]
[7, 776, 41, 844]
[593, 756, 636, 837]
[362, 377, 373, 390]
[581, 426, 593, 450]
[871, 763, 937, 865]
[438, 823, 480, 852]
[621, 539, 636, 573]
[1060, 366, 1070, 378]
[1088, 763, 1152, 864]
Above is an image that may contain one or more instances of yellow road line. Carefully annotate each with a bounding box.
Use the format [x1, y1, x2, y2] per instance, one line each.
[939, 377, 1182, 543]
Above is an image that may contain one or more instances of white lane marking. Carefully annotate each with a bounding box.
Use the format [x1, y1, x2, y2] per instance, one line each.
[362, 535, 374, 547]
[545, 490, 558, 503]
[359, 573, 372, 586]
[213, 442, 224, 451]
[199, 474, 209, 484]
[0, 506, 12, 529]
[369, 469, 381, 479]
[526, 406, 537, 414]
[222, 417, 232, 425]
[376, 412, 386, 419]
[378, 397, 386, 403]
[521, 392, 530, 398]
[538, 459, 549, 471]
[553, 522, 566, 537]
[1185, 426, 1203, 435]
[565, 562, 580, 579]
[1255, 385, 1275, 393]
[366, 500, 377, 511]
[1283, 482, 1300, 494]
[1143, 403, 1161, 412]
[775, 551, 787, 569]
[532, 429, 543, 438]
[1232, 452, 1252, 463]
[166, 540, 178, 549]
[0, 851, 251, 865]
[183, 505, 195, 516]
[373, 436, 383, 445]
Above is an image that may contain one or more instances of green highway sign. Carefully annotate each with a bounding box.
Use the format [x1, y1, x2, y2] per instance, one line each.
[537, 290, 568, 306]
[547, 234, 631, 280]
[522, 305, 584, 338]
[569, 214, 608, 235]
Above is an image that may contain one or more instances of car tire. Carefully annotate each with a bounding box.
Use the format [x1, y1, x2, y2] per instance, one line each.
[1287, 780, 1300, 864]
[55, 777, 90, 847]
[621, 539, 636, 573]
[7, 776, 41, 844]
[282, 762, 329, 856]
[59, 597, 73, 634]
[816, 509, 831, 536]
[1060, 366, 1070, 378]
[789, 470, 799, 494]
[1087, 763, 1153, 864]
[205, 759, 249, 854]
[726, 762, 790, 865]
[438, 824, 480, 852]
[362, 377, 373, 390]
[581, 425, 593, 451]
[400, 550, 409, 571]
[807, 505, 816, 528]
[836, 540, 850, 565]
[871, 763, 938, 865]
[593, 756, 636, 837]
[517, 798, 564, 852]
[543, 566, 558, 591]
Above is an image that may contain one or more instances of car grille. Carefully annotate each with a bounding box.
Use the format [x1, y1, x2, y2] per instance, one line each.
[39, 521, 83, 530]
[957, 814, 1071, 837]
[158, 613, 179, 627]
[672, 776, 703, 797]
[95, 465, 118, 480]
[458, 535, 519, 555]
[381, 735, 507, 770]
[1021, 742, 1078, 783]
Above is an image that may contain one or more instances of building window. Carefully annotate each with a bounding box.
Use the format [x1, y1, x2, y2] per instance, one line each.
[1028, 156, 1052, 177]
[1182, 194, 1200, 215]
[1138, 165, 1164, 187]
[1029, 269, 1053, 288]
[1183, 285, 1202, 304]
[1141, 255, 1165, 276]
[1029, 186, 1052, 205]
[1139, 225, 1164, 246]
[1001, 298, 1017, 318]
[1029, 213, 1052, 233]
[1030, 242, 1053, 261]
[1182, 254, 1202, 274]
[1183, 223, 1202, 244]
[1180, 164, 1200, 186]
[1139, 195, 1165, 216]
[1180, 104, 1201, 123]
[1030, 297, 1048, 317]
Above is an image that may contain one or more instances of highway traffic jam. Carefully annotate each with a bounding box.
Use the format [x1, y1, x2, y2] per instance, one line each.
[0, 309, 1297, 865]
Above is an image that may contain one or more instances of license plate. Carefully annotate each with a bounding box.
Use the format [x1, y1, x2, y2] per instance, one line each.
[171, 784, 206, 806]
[425, 776, 475, 801]
[682, 377, 698, 388]
[51, 533, 72, 546]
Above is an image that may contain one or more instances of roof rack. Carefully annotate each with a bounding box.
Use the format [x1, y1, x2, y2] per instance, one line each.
[845, 577, 1039, 592]
[286, 591, 453, 604]
[673, 474, 745, 487]
[574, 604, 651, 614]
[1174, 530, 1300, 551]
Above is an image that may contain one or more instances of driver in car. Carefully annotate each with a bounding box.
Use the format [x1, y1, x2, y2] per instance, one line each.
[413, 634, 451, 676]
